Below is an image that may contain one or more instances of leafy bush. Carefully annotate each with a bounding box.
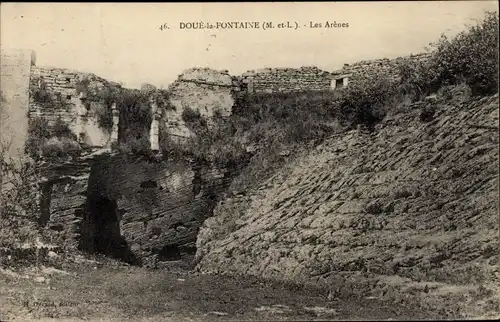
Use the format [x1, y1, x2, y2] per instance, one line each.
[182, 107, 203, 125]
[41, 137, 81, 159]
[334, 76, 396, 131]
[31, 78, 71, 110]
[398, 10, 499, 98]
[25, 117, 51, 160]
[75, 78, 91, 95]
[53, 117, 77, 140]
[397, 57, 441, 100]
[0, 144, 41, 249]
[25, 117, 81, 161]
[118, 136, 151, 156]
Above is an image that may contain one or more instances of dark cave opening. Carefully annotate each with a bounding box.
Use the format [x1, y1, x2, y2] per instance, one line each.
[157, 244, 182, 261]
[81, 192, 140, 265]
[38, 182, 53, 227]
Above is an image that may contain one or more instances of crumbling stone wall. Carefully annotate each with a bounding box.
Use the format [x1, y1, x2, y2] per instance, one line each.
[37, 152, 230, 266]
[240, 66, 338, 94]
[165, 68, 237, 139]
[336, 53, 432, 83]
[235, 53, 433, 95]
[0, 48, 35, 160]
[29, 66, 121, 147]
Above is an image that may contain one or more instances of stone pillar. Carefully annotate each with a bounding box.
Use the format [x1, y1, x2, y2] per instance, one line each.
[343, 77, 349, 87]
[247, 78, 254, 94]
[76, 95, 88, 143]
[149, 98, 160, 152]
[110, 102, 119, 144]
[330, 78, 337, 90]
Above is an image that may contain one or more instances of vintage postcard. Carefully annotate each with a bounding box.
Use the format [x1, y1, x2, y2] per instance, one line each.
[1, 1, 499, 321]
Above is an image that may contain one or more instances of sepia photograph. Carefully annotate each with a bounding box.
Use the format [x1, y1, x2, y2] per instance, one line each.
[0, 1, 499, 321]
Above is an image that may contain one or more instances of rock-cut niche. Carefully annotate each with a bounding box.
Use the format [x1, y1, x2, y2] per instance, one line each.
[79, 164, 140, 265]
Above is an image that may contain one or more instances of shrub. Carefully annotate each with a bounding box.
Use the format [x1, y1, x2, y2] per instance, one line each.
[182, 107, 203, 125]
[25, 116, 82, 161]
[75, 78, 91, 95]
[117, 89, 152, 146]
[365, 201, 385, 215]
[52, 117, 77, 140]
[31, 78, 70, 110]
[431, 11, 499, 96]
[420, 105, 436, 123]
[397, 57, 441, 100]
[118, 135, 151, 156]
[335, 75, 396, 131]
[41, 137, 81, 159]
[25, 117, 51, 160]
[0, 143, 41, 249]
[398, 10, 499, 98]
[32, 87, 53, 106]
[154, 89, 175, 111]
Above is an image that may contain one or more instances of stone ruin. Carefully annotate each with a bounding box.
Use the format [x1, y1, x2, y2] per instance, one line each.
[0, 48, 434, 266]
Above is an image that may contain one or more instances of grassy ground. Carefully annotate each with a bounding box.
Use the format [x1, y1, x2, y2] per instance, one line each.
[0, 255, 441, 322]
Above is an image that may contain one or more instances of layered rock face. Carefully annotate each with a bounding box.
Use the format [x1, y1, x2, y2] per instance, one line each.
[38, 152, 229, 266]
[196, 92, 499, 316]
[80, 155, 228, 266]
[38, 156, 98, 249]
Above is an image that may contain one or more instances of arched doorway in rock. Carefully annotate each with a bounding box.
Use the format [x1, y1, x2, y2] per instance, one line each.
[80, 192, 139, 265]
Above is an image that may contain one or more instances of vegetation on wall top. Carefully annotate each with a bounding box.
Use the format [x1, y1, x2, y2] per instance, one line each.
[30, 77, 71, 110]
[25, 116, 81, 161]
[75, 78, 176, 154]
[159, 10, 499, 193]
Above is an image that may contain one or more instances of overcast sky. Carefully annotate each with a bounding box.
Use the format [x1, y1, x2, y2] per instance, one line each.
[1, 1, 498, 89]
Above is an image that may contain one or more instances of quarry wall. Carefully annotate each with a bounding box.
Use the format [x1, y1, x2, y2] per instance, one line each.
[3, 48, 442, 269]
[196, 90, 499, 315]
[39, 154, 230, 266]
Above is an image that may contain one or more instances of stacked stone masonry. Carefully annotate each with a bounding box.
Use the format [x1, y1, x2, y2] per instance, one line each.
[28, 66, 122, 147]
[239, 66, 338, 94]
[237, 53, 432, 94]
[340, 53, 432, 83]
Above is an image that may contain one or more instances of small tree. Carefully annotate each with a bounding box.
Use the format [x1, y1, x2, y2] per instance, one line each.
[0, 141, 41, 248]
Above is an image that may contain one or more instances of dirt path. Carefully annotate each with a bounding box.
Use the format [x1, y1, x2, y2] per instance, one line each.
[1, 261, 440, 321]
